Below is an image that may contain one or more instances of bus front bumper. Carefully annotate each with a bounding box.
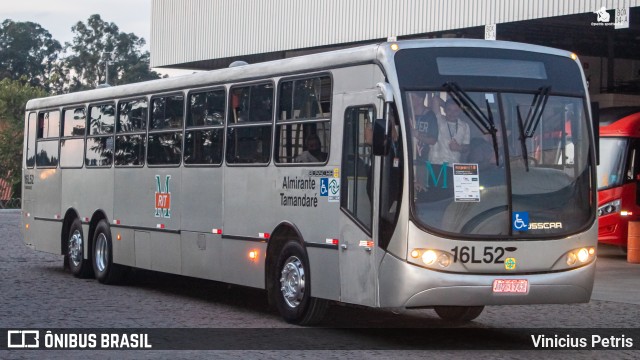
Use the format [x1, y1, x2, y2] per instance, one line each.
[378, 253, 596, 308]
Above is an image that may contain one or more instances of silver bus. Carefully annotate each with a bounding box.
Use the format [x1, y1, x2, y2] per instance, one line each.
[22, 39, 597, 324]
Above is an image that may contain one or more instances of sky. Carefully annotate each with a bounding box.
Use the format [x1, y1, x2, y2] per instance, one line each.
[1, 0, 192, 76]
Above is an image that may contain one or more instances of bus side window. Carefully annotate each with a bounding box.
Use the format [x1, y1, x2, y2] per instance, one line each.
[226, 83, 273, 164]
[275, 75, 331, 164]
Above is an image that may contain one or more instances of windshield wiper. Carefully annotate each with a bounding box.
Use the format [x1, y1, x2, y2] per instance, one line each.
[444, 82, 499, 166]
[516, 86, 551, 171]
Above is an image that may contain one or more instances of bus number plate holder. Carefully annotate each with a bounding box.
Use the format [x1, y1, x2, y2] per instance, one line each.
[492, 279, 528, 294]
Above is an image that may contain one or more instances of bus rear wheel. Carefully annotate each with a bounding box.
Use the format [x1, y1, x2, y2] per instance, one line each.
[92, 220, 125, 285]
[67, 218, 92, 278]
[273, 241, 328, 325]
[434, 306, 484, 322]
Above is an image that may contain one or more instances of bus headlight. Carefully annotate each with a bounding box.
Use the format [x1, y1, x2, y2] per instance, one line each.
[598, 199, 620, 217]
[410, 249, 452, 268]
[421, 250, 437, 265]
[566, 247, 596, 266]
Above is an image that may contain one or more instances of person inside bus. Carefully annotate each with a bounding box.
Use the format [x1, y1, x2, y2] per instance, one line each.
[410, 92, 439, 198]
[295, 133, 328, 162]
[428, 96, 471, 165]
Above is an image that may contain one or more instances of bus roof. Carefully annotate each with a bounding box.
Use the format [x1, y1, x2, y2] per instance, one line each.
[599, 107, 640, 138]
[26, 39, 576, 111]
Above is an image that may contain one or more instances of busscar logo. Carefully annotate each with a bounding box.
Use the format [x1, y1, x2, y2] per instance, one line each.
[154, 175, 171, 218]
[7, 330, 40, 348]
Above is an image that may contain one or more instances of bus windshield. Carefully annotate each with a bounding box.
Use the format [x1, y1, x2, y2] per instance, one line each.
[597, 138, 627, 190]
[405, 89, 592, 237]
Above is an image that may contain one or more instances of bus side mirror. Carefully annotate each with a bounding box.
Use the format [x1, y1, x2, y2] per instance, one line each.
[372, 117, 389, 156]
[373, 82, 394, 156]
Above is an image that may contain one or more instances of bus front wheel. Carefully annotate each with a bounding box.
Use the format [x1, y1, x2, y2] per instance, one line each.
[92, 220, 125, 285]
[67, 218, 92, 278]
[273, 241, 328, 325]
[434, 305, 484, 322]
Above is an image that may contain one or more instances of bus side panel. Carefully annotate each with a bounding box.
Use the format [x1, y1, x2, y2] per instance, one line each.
[180, 167, 224, 279]
[180, 167, 224, 233]
[223, 167, 272, 239]
[70, 167, 114, 225]
[307, 248, 340, 300]
[114, 168, 182, 273]
[31, 168, 62, 254]
[220, 239, 266, 288]
[181, 231, 223, 281]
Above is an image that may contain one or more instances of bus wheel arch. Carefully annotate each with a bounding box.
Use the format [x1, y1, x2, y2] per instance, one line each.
[62, 208, 92, 278]
[266, 222, 328, 325]
[91, 218, 125, 284]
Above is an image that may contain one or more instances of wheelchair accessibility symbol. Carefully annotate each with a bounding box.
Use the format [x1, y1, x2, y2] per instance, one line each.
[512, 212, 529, 231]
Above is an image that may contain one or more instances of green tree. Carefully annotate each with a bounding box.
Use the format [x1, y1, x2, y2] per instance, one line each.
[65, 14, 161, 92]
[0, 20, 62, 93]
[0, 78, 47, 191]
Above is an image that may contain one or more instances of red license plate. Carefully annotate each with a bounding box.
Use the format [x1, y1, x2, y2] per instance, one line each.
[492, 279, 529, 294]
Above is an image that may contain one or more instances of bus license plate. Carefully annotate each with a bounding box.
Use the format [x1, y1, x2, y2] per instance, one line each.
[492, 279, 528, 294]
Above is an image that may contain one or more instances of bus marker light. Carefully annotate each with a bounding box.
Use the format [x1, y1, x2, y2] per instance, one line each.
[113, 219, 121, 225]
[410, 249, 420, 258]
[156, 224, 165, 229]
[54, 214, 60, 220]
[421, 250, 437, 265]
[570, 53, 578, 61]
[589, 247, 595, 255]
[577, 248, 589, 263]
[390, 43, 400, 51]
[621, 210, 632, 216]
[116, 234, 122, 241]
[248, 250, 259, 261]
[325, 239, 339, 245]
[83, 217, 89, 222]
[359, 240, 374, 247]
[259, 232, 270, 239]
[26, 212, 30, 218]
[212, 228, 222, 234]
[25, 223, 29, 230]
[437, 253, 451, 268]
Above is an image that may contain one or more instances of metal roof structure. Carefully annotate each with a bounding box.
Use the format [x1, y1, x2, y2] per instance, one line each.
[150, 0, 640, 70]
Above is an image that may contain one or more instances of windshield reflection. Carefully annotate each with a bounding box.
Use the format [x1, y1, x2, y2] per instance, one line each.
[406, 90, 592, 237]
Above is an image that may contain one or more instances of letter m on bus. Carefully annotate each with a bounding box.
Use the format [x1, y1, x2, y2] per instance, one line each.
[155, 175, 172, 218]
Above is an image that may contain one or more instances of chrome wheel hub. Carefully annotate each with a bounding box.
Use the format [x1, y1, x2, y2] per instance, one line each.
[280, 256, 305, 308]
[95, 233, 108, 272]
[68, 230, 83, 267]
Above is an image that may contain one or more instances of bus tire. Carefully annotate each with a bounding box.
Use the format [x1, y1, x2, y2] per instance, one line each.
[67, 218, 93, 278]
[92, 220, 125, 285]
[273, 241, 328, 325]
[434, 305, 484, 322]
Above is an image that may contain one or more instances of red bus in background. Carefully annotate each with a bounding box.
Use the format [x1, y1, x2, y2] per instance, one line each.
[597, 107, 640, 250]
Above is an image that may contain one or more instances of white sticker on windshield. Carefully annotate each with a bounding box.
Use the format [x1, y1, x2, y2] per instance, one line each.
[485, 93, 495, 103]
[453, 163, 480, 202]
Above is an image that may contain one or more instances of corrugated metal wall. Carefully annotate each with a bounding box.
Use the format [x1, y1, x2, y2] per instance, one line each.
[151, 0, 639, 68]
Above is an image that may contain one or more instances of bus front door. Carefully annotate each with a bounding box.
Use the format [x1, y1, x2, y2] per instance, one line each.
[338, 93, 382, 306]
